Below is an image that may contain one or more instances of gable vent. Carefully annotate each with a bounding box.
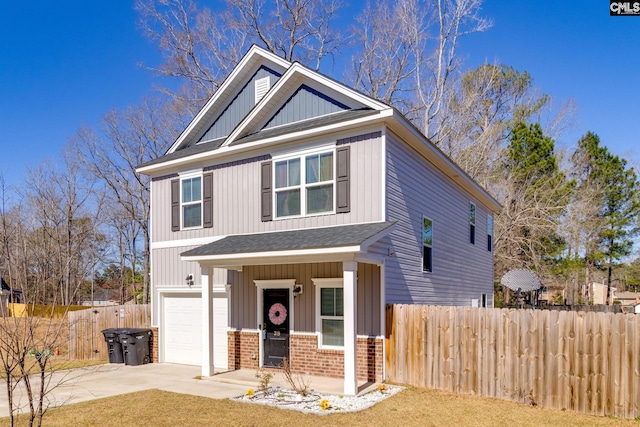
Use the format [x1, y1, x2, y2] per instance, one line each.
[255, 77, 270, 104]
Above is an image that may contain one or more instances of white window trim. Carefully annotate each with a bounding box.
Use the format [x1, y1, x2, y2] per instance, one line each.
[180, 171, 203, 230]
[422, 216, 433, 273]
[273, 147, 337, 220]
[254, 279, 296, 368]
[313, 278, 344, 350]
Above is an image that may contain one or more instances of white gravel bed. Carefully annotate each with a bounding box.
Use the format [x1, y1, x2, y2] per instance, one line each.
[232, 384, 403, 414]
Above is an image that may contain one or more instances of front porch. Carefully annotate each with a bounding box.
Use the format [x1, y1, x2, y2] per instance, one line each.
[180, 222, 395, 396]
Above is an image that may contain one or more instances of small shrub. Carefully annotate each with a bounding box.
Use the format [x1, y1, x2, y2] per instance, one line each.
[280, 358, 310, 396]
[255, 368, 273, 391]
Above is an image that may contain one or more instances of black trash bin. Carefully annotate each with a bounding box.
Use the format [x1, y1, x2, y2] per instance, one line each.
[118, 328, 152, 366]
[101, 328, 124, 364]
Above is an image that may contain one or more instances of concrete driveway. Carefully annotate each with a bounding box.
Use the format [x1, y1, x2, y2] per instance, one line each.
[0, 363, 248, 418]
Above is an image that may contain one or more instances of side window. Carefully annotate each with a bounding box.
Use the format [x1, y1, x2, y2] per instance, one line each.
[313, 278, 344, 348]
[469, 202, 476, 245]
[487, 214, 493, 252]
[423, 217, 433, 272]
[181, 176, 202, 228]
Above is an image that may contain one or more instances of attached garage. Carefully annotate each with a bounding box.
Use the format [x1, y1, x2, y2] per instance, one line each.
[161, 291, 228, 369]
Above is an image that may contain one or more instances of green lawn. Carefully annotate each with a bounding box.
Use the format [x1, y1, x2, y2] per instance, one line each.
[4, 386, 637, 427]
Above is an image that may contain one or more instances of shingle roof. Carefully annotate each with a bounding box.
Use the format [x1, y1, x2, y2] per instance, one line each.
[137, 109, 377, 170]
[230, 108, 377, 146]
[137, 137, 226, 169]
[181, 221, 395, 258]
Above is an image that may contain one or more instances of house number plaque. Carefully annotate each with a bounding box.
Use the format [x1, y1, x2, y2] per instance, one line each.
[273, 331, 280, 337]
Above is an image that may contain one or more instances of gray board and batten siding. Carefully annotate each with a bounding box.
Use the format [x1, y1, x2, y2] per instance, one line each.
[262, 84, 349, 130]
[382, 131, 494, 306]
[197, 66, 282, 144]
[150, 129, 385, 243]
[149, 245, 227, 326]
[227, 262, 382, 336]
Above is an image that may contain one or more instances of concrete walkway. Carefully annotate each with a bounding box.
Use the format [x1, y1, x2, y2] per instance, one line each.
[0, 363, 244, 418]
[0, 363, 355, 418]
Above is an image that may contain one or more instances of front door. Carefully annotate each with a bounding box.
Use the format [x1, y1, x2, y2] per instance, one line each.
[263, 289, 290, 367]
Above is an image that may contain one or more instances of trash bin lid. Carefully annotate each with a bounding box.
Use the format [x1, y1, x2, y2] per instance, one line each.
[118, 328, 151, 335]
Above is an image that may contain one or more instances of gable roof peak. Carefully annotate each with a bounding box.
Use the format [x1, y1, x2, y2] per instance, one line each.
[165, 45, 292, 155]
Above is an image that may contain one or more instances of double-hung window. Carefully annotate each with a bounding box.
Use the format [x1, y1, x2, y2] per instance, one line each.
[423, 217, 433, 272]
[181, 176, 202, 228]
[314, 278, 344, 348]
[470, 202, 476, 245]
[274, 150, 334, 218]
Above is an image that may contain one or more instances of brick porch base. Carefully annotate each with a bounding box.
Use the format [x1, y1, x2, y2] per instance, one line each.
[227, 331, 383, 382]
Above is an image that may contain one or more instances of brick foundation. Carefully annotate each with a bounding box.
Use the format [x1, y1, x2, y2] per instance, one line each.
[290, 335, 384, 382]
[227, 330, 260, 370]
[226, 331, 383, 382]
[150, 327, 159, 363]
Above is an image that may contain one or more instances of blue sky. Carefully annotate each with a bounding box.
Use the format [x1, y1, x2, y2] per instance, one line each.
[1, 1, 638, 189]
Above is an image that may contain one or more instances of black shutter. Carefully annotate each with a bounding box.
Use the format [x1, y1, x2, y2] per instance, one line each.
[171, 179, 180, 232]
[203, 172, 213, 228]
[261, 161, 273, 221]
[336, 146, 350, 213]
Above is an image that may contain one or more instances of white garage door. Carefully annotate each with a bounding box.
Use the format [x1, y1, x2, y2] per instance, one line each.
[163, 293, 202, 366]
[163, 292, 228, 369]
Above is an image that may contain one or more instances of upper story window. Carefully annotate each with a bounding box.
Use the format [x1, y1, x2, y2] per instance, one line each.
[171, 171, 212, 232]
[181, 176, 202, 228]
[274, 150, 334, 218]
[423, 216, 433, 272]
[469, 202, 476, 245]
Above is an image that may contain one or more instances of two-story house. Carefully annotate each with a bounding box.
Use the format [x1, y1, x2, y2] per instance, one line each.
[137, 46, 501, 395]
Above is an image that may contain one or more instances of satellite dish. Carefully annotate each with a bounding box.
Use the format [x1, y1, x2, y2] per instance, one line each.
[500, 269, 542, 292]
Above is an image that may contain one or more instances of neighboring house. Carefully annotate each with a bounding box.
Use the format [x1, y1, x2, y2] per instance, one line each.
[614, 291, 640, 309]
[0, 274, 22, 304]
[82, 289, 120, 307]
[137, 46, 501, 395]
[590, 281, 617, 305]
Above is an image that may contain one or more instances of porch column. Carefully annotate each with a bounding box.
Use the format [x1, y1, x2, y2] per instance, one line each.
[202, 266, 214, 376]
[343, 261, 358, 396]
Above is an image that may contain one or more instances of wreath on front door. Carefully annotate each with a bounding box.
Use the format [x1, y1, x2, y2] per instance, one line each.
[268, 303, 287, 325]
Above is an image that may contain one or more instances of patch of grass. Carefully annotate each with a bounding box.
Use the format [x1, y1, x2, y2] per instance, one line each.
[3, 386, 638, 427]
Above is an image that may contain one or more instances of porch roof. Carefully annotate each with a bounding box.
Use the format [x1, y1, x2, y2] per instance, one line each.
[180, 221, 395, 266]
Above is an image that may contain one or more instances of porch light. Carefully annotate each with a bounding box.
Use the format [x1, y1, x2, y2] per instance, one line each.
[293, 284, 303, 297]
[185, 274, 194, 287]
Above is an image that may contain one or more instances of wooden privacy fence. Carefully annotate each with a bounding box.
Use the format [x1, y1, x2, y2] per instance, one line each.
[385, 304, 640, 419]
[68, 304, 150, 361]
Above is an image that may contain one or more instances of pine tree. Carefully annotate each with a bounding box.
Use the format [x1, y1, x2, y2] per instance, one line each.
[496, 122, 573, 277]
[572, 132, 640, 304]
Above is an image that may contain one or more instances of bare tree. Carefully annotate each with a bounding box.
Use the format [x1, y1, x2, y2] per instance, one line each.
[136, 0, 344, 110]
[442, 64, 551, 188]
[0, 168, 96, 427]
[350, 0, 491, 143]
[72, 97, 178, 304]
[350, 1, 416, 110]
[493, 122, 573, 279]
